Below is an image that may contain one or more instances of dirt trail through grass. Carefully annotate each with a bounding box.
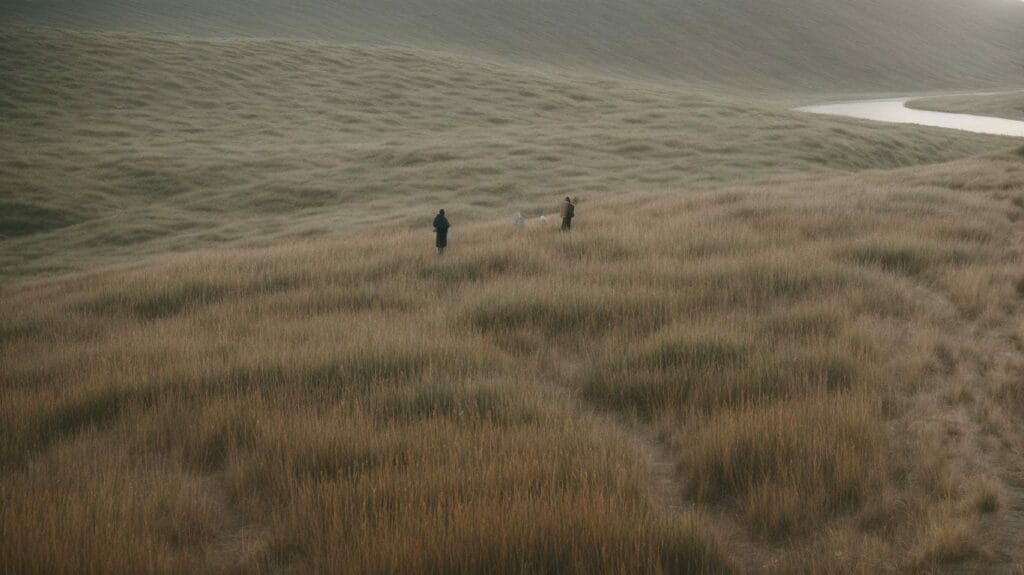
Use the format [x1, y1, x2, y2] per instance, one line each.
[545, 354, 774, 571]
[563, 278, 1024, 570]
[530, 182, 1024, 570]
[5, 153, 1024, 570]
[964, 303, 1024, 567]
[546, 356, 685, 512]
[951, 224, 1024, 568]
[637, 425, 780, 571]
[201, 476, 263, 572]
[957, 332, 1024, 569]
[870, 200, 1024, 568]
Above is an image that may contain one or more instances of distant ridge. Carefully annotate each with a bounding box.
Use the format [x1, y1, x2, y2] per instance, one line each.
[2, 0, 1023, 92]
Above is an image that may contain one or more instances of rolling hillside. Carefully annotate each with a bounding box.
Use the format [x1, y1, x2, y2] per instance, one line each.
[4, 151, 1024, 572]
[2, 0, 1023, 92]
[909, 92, 1024, 122]
[3, 0, 1024, 572]
[1, 26, 1016, 279]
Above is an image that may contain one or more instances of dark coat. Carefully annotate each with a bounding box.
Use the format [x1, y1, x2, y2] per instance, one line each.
[560, 201, 574, 230]
[433, 214, 450, 248]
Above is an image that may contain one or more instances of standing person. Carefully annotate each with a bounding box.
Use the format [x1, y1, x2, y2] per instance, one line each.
[560, 197, 575, 231]
[433, 209, 450, 254]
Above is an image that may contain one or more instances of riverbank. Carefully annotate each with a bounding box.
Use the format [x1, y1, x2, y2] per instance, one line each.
[798, 95, 1024, 138]
[907, 92, 1024, 122]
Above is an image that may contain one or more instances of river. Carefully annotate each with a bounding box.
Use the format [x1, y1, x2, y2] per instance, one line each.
[797, 96, 1024, 138]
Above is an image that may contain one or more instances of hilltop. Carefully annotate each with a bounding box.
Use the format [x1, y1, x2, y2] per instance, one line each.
[3, 0, 1023, 92]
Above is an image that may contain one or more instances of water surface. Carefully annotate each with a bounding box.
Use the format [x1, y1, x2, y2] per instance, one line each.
[797, 97, 1024, 138]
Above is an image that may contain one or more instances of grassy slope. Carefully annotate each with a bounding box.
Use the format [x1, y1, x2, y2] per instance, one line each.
[2, 0, 1023, 92]
[4, 150, 1024, 572]
[908, 92, 1024, 122]
[0, 27, 1016, 279]
[1, 5, 1024, 571]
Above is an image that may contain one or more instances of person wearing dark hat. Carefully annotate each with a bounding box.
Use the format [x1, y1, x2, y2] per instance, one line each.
[560, 197, 575, 231]
[433, 209, 451, 254]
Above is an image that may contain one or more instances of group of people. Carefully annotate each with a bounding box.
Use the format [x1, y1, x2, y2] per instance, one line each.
[432, 197, 576, 254]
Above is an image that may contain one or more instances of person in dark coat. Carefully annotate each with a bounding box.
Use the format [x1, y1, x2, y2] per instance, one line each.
[560, 197, 575, 231]
[433, 209, 450, 254]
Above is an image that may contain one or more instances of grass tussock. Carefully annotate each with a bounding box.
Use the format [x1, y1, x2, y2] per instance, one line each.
[912, 514, 986, 568]
[970, 479, 1001, 514]
[687, 395, 882, 539]
[2, 154, 1024, 571]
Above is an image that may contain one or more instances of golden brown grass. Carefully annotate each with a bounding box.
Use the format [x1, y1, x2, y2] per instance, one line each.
[3, 151, 1024, 572]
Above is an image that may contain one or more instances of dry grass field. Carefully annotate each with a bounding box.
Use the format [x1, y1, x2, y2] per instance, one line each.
[3, 7, 1024, 572]
[4, 149, 1024, 572]
[909, 93, 1024, 122]
[0, 27, 1015, 279]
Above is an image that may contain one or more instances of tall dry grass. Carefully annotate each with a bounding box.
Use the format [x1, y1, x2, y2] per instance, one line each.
[3, 151, 1024, 572]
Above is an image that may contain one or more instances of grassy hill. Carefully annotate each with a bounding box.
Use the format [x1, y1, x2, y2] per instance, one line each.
[3, 3, 1024, 571]
[1, 27, 1016, 279]
[3, 0, 1023, 92]
[909, 92, 1024, 122]
[4, 150, 1024, 572]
